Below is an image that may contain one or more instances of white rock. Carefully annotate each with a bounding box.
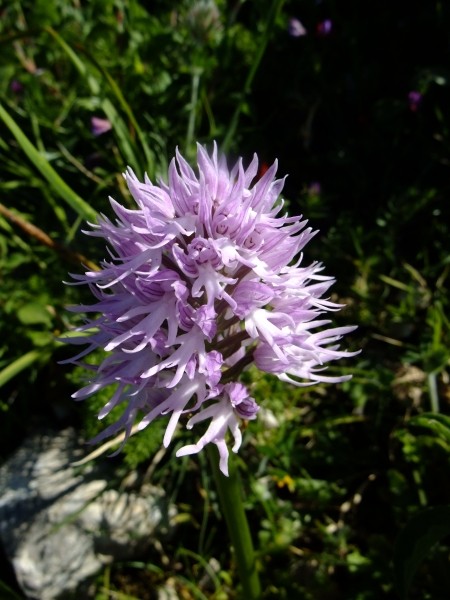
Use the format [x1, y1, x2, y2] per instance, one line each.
[0, 428, 175, 600]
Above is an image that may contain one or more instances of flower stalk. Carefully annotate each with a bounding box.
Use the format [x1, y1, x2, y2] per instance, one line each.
[208, 445, 261, 599]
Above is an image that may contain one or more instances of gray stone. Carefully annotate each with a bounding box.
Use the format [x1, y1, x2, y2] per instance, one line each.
[0, 428, 175, 600]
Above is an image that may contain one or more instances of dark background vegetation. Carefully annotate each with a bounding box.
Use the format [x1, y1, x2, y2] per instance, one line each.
[0, 1, 449, 598]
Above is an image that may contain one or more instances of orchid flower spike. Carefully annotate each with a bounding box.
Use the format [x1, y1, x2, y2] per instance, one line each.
[64, 143, 357, 475]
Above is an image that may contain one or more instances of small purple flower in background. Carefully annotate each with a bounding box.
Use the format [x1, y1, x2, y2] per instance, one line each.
[317, 19, 332, 36]
[91, 116, 113, 136]
[408, 91, 423, 112]
[64, 143, 356, 475]
[308, 181, 322, 196]
[10, 80, 24, 94]
[288, 17, 307, 38]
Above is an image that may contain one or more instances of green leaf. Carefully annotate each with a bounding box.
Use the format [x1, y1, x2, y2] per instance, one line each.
[393, 505, 450, 599]
[17, 302, 52, 327]
[0, 103, 98, 223]
[409, 413, 450, 444]
[27, 331, 55, 347]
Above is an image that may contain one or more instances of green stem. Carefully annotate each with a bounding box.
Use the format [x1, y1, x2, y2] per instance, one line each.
[185, 68, 202, 155]
[208, 446, 261, 599]
[427, 371, 440, 413]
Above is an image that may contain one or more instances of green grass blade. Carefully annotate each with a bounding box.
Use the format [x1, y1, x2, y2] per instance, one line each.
[44, 27, 137, 166]
[93, 59, 156, 173]
[0, 103, 98, 222]
[0, 579, 24, 600]
[45, 26, 154, 174]
[101, 98, 142, 169]
[0, 349, 49, 388]
[44, 25, 88, 79]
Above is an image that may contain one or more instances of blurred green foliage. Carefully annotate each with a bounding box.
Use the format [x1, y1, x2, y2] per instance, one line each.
[0, 0, 450, 598]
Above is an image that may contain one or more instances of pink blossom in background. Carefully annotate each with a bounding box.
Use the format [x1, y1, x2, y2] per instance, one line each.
[408, 91, 423, 112]
[288, 17, 307, 37]
[91, 116, 113, 136]
[308, 182, 322, 196]
[10, 80, 23, 94]
[317, 19, 333, 36]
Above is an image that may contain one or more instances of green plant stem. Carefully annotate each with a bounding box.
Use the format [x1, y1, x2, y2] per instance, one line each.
[208, 445, 261, 599]
[0, 348, 51, 388]
[427, 372, 440, 413]
[186, 68, 202, 156]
